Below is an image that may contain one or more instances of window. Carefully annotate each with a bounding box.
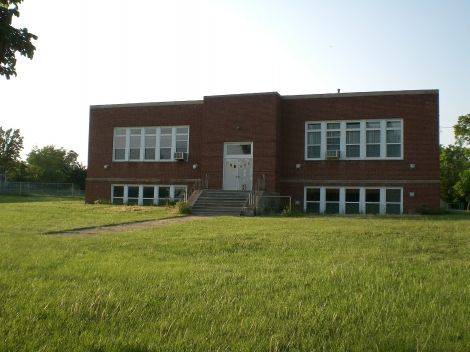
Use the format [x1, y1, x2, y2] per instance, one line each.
[113, 126, 189, 162]
[225, 143, 252, 156]
[306, 124, 321, 159]
[386, 189, 402, 214]
[305, 187, 403, 215]
[366, 122, 381, 158]
[111, 185, 187, 205]
[346, 123, 360, 158]
[305, 119, 402, 160]
[365, 189, 381, 214]
[345, 188, 360, 214]
[386, 121, 402, 157]
[325, 188, 340, 214]
[305, 188, 320, 213]
[326, 123, 340, 153]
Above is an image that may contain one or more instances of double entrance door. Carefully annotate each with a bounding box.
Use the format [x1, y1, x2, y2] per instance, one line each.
[222, 142, 253, 191]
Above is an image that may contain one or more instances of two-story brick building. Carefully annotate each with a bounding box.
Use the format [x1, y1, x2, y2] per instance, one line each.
[86, 89, 440, 214]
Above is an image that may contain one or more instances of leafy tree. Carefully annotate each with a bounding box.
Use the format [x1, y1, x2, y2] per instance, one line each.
[454, 113, 470, 145]
[0, 126, 23, 181]
[26, 145, 86, 185]
[454, 169, 470, 210]
[440, 144, 469, 203]
[0, 0, 37, 79]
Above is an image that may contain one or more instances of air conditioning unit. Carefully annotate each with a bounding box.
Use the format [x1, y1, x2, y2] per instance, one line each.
[174, 152, 187, 161]
[326, 150, 340, 159]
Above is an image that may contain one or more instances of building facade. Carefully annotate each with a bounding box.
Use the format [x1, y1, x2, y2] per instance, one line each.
[86, 90, 440, 214]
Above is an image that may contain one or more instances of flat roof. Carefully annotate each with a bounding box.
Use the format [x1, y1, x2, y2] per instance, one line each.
[90, 89, 438, 109]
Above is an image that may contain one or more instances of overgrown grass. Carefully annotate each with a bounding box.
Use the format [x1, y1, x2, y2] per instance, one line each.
[1, 196, 470, 351]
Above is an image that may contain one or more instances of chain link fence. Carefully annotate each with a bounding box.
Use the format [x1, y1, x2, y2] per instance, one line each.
[0, 180, 84, 197]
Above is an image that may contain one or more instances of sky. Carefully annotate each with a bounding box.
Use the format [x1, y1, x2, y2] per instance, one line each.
[2, 0, 470, 165]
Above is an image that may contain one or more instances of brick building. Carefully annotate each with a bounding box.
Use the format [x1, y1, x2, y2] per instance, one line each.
[86, 90, 440, 214]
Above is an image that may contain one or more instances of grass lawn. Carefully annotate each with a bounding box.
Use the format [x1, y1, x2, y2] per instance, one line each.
[1, 196, 470, 351]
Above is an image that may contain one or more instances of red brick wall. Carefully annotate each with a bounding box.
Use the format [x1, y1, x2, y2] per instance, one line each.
[200, 93, 281, 191]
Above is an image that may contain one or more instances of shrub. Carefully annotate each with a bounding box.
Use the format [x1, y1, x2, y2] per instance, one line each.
[176, 200, 191, 214]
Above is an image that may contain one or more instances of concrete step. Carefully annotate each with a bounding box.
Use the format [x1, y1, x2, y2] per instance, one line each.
[191, 189, 250, 216]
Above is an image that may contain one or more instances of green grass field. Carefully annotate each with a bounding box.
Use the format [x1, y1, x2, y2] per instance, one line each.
[1, 195, 469, 351]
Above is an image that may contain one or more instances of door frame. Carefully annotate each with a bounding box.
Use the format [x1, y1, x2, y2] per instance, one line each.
[222, 142, 253, 190]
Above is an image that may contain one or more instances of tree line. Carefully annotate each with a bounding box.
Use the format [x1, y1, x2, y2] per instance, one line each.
[441, 114, 470, 209]
[0, 127, 86, 189]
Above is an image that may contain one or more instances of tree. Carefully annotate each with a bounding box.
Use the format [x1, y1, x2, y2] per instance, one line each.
[26, 145, 86, 185]
[0, 126, 23, 181]
[0, 0, 37, 79]
[454, 114, 470, 146]
[454, 169, 470, 210]
[440, 144, 470, 203]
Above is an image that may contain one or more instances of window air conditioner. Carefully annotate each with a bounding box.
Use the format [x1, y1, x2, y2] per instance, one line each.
[326, 150, 340, 159]
[174, 152, 187, 160]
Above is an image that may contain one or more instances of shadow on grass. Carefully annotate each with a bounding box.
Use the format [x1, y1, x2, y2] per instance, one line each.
[0, 194, 83, 204]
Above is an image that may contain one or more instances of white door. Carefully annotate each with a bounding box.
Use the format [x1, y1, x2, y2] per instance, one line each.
[223, 142, 253, 191]
[223, 158, 253, 191]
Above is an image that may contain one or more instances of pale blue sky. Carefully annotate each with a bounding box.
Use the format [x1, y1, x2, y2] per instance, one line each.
[2, 0, 469, 164]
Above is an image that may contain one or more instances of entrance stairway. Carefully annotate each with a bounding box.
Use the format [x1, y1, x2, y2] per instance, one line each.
[191, 190, 250, 216]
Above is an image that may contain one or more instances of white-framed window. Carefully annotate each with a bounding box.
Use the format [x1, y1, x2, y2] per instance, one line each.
[111, 184, 188, 205]
[304, 187, 402, 215]
[304, 119, 403, 160]
[224, 142, 253, 157]
[113, 126, 189, 162]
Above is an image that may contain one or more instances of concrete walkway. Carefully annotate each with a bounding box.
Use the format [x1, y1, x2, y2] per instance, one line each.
[47, 216, 208, 236]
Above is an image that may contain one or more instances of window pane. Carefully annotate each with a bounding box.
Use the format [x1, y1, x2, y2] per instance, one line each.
[346, 122, 360, 129]
[145, 135, 156, 147]
[142, 199, 154, 206]
[365, 189, 380, 202]
[386, 130, 401, 143]
[366, 121, 380, 128]
[114, 149, 125, 160]
[113, 198, 124, 205]
[128, 186, 139, 198]
[346, 145, 360, 158]
[366, 145, 380, 157]
[145, 128, 156, 135]
[327, 123, 340, 129]
[176, 134, 188, 141]
[345, 203, 360, 214]
[307, 131, 321, 145]
[160, 127, 172, 134]
[129, 149, 140, 160]
[346, 131, 360, 144]
[114, 135, 126, 148]
[115, 128, 126, 135]
[387, 121, 401, 128]
[307, 123, 321, 130]
[386, 144, 401, 157]
[325, 203, 339, 214]
[113, 186, 124, 197]
[143, 186, 154, 198]
[159, 187, 170, 199]
[366, 130, 380, 143]
[160, 135, 172, 148]
[307, 146, 320, 158]
[345, 189, 360, 202]
[386, 204, 401, 214]
[176, 127, 188, 134]
[144, 148, 155, 160]
[326, 189, 339, 202]
[226, 144, 251, 155]
[127, 198, 139, 205]
[160, 148, 171, 160]
[174, 187, 186, 200]
[130, 135, 141, 148]
[176, 140, 188, 153]
[306, 188, 320, 202]
[386, 189, 401, 203]
[306, 202, 320, 213]
[365, 203, 380, 214]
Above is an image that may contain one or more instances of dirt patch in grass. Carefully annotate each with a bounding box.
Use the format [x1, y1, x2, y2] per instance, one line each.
[47, 216, 209, 236]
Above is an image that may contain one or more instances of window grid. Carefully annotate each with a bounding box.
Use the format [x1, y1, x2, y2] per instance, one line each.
[111, 185, 187, 205]
[304, 119, 402, 160]
[113, 126, 189, 162]
[305, 187, 402, 215]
